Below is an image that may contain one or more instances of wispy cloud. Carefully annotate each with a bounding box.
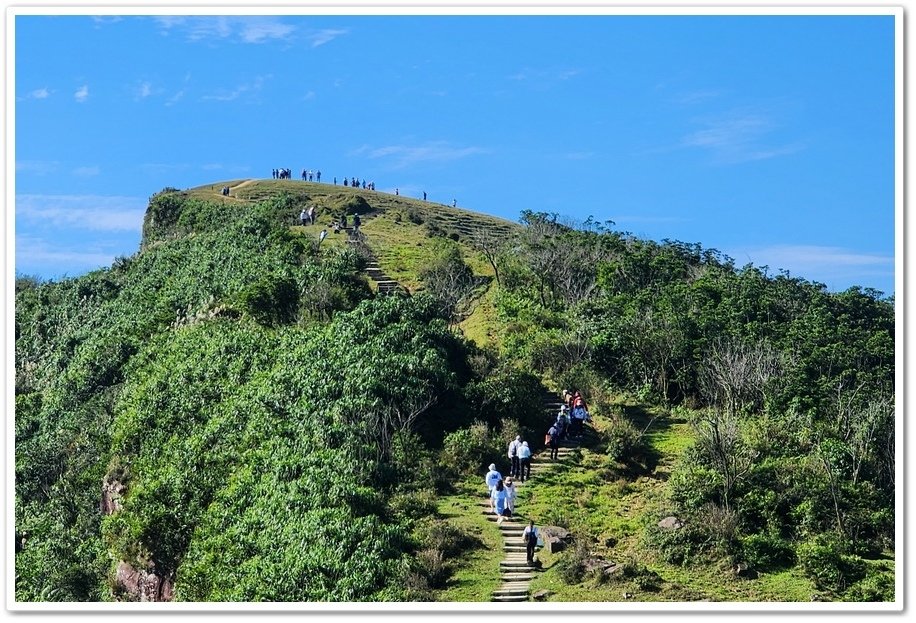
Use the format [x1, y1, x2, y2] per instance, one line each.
[674, 89, 723, 105]
[202, 75, 270, 102]
[91, 16, 123, 26]
[74, 84, 89, 102]
[729, 244, 894, 290]
[21, 87, 51, 100]
[307, 28, 348, 48]
[509, 67, 582, 83]
[134, 81, 153, 99]
[16, 236, 121, 274]
[677, 108, 805, 164]
[16, 160, 59, 175]
[242, 20, 296, 43]
[16, 194, 146, 231]
[353, 141, 488, 169]
[154, 16, 296, 44]
[611, 215, 689, 225]
[72, 166, 100, 177]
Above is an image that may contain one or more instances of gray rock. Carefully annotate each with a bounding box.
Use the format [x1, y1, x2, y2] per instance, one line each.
[532, 589, 552, 601]
[541, 526, 571, 541]
[546, 537, 566, 554]
[657, 516, 684, 530]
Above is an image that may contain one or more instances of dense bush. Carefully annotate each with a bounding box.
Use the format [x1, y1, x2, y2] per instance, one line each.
[797, 534, 867, 593]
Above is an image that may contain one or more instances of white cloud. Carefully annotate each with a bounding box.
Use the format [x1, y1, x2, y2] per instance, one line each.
[509, 67, 582, 83]
[72, 166, 100, 177]
[153, 16, 296, 44]
[308, 28, 348, 48]
[674, 89, 723, 105]
[241, 21, 296, 44]
[25, 87, 51, 100]
[135, 81, 153, 99]
[678, 108, 805, 164]
[353, 141, 488, 169]
[16, 194, 146, 232]
[74, 84, 89, 102]
[729, 244, 894, 291]
[16, 160, 59, 175]
[202, 75, 270, 102]
[16, 237, 118, 274]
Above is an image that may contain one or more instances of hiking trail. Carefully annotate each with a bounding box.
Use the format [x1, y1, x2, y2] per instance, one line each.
[485, 391, 591, 603]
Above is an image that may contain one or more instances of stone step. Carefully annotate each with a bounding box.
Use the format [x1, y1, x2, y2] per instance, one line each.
[492, 595, 528, 602]
[500, 574, 534, 582]
[493, 589, 529, 596]
[500, 562, 537, 569]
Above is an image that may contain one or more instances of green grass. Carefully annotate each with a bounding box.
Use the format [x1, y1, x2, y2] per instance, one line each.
[434, 481, 505, 602]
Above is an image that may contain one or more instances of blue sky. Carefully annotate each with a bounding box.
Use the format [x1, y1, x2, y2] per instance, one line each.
[12, 10, 898, 296]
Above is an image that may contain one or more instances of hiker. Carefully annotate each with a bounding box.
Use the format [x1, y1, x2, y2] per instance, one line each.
[504, 477, 517, 515]
[507, 435, 521, 478]
[352, 213, 361, 234]
[341, 213, 348, 229]
[518, 441, 532, 481]
[307, 205, 316, 225]
[452, 199, 457, 208]
[491, 480, 509, 524]
[571, 392, 589, 438]
[316, 170, 321, 182]
[556, 405, 569, 441]
[485, 463, 502, 497]
[344, 178, 349, 186]
[395, 188, 399, 196]
[423, 191, 427, 201]
[299, 208, 308, 226]
[547, 423, 559, 461]
[523, 520, 539, 564]
[334, 176, 337, 185]
[318, 229, 328, 247]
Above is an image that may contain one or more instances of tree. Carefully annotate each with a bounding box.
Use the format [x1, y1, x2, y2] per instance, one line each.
[691, 409, 757, 511]
[419, 244, 480, 323]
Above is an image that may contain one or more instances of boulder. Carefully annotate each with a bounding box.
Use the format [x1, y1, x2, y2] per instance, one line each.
[657, 516, 684, 530]
[541, 526, 571, 541]
[532, 589, 552, 601]
[100, 477, 126, 515]
[546, 537, 566, 554]
[115, 561, 174, 602]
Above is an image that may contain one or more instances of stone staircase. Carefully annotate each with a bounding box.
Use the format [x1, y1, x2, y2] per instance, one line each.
[486, 390, 595, 603]
[344, 235, 406, 296]
[364, 260, 404, 295]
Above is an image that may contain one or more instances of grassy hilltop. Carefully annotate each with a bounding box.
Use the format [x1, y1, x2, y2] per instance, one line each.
[14, 179, 895, 604]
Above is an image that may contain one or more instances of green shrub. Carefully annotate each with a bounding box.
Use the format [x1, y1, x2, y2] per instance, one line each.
[603, 417, 643, 463]
[440, 421, 501, 478]
[844, 569, 894, 602]
[740, 532, 795, 570]
[237, 274, 299, 326]
[555, 542, 590, 585]
[797, 534, 867, 593]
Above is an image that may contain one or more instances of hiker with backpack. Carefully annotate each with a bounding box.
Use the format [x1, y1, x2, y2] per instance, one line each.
[556, 406, 569, 441]
[518, 441, 532, 481]
[570, 391, 588, 438]
[523, 520, 539, 564]
[546, 423, 559, 460]
[507, 435, 521, 478]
